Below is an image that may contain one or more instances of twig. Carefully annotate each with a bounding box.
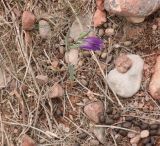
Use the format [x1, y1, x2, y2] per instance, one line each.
[64, 116, 94, 138]
[95, 125, 138, 133]
[2, 120, 60, 139]
[65, 91, 76, 111]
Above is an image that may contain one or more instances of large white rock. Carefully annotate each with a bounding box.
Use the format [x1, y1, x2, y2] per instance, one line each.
[106, 54, 144, 98]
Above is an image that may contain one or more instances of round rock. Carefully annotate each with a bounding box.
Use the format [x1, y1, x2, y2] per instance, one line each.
[140, 130, 149, 138]
[149, 130, 157, 136]
[107, 54, 144, 98]
[142, 137, 151, 144]
[119, 130, 128, 137]
[140, 123, 149, 130]
[98, 28, 105, 37]
[126, 116, 135, 122]
[122, 122, 132, 128]
[150, 124, 159, 130]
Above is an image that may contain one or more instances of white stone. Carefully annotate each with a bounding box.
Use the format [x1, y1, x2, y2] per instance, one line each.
[65, 49, 79, 66]
[140, 130, 149, 138]
[106, 54, 144, 98]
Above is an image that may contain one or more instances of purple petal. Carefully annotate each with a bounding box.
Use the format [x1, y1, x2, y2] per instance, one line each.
[80, 36, 103, 51]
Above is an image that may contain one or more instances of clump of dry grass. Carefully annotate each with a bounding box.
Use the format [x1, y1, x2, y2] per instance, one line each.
[0, 0, 96, 145]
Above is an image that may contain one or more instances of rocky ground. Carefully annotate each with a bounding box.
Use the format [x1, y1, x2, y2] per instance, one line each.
[0, 0, 160, 146]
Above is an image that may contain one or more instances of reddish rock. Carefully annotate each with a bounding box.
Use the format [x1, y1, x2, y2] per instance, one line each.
[22, 134, 36, 146]
[93, 9, 107, 27]
[149, 56, 160, 99]
[104, 0, 160, 17]
[104, 0, 160, 23]
[115, 54, 132, 73]
[84, 101, 104, 123]
[22, 11, 36, 30]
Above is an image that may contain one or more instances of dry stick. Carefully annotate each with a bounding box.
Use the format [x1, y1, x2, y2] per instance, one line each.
[65, 90, 76, 111]
[1, 40, 15, 74]
[94, 81, 114, 103]
[65, 0, 83, 31]
[95, 125, 138, 133]
[110, 132, 118, 146]
[11, 90, 26, 123]
[2, 120, 60, 139]
[0, 114, 4, 146]
[91, 51, 106, 79]
[148, 93, 160, 110]
[76, 78, 104, 97]
[64, 116, 94, 138]
[0, 114, 10, 145]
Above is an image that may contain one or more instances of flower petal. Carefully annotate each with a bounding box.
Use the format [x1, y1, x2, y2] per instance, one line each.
[80, 36, 103, 51]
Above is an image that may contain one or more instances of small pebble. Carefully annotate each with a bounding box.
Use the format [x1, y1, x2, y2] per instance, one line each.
[152, 25, 157, 31]
[103, 23, 108, 28]
[149, 130, 157, 136]
[156, 128, 160, 135]
[39, 20, 51, 39]
[130, 135, 141, 144]
[142, 137, 151, 144]
[105, 117, 114, 125]
[101, 52, 107, 59]
[127, 132, 136, 139]
[150, 124, 159, 130]
[124, 41, 132, 46]
[140, 130, 149, 138]
[126, 116, 135, 122]
[105, 28, 114, 36]
[68, 37, 74, 43]
[122, 122, 132, 128]
[98, 28, 105, 37]
[119, 130, 128, 137]
[140, 123, 148, 130]
[112, 113, 121, 120]
[78, 132, 88, 139]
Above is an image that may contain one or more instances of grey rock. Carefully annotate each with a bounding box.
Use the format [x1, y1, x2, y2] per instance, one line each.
[107, 54, 144, 98]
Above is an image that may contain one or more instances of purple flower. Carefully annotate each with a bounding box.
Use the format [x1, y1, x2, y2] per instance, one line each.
[80, 36, 104, 51]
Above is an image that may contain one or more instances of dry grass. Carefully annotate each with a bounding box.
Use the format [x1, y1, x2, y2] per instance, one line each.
[0, 0, 160, 146]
